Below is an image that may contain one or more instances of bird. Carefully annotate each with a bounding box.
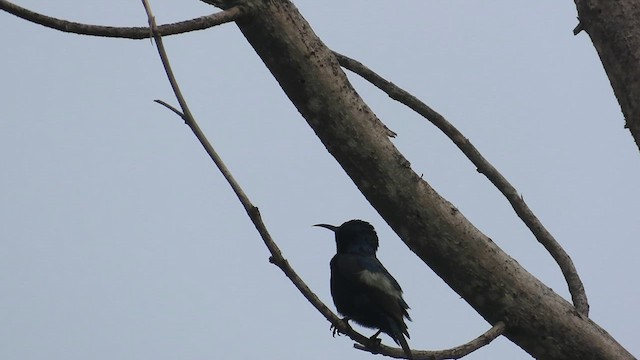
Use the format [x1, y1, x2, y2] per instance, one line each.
[314, 219, 412, 359]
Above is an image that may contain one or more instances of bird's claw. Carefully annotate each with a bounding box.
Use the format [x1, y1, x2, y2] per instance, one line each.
[330, 317, 350, 337]
[330, 325, 342, 337]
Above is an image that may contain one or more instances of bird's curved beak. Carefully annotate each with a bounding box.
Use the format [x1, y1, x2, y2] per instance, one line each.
[313, 223, 338, 232]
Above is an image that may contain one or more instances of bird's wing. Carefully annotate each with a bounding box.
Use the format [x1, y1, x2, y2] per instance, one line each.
[357, 257, 404, 300]
[333, 255, 410, 314]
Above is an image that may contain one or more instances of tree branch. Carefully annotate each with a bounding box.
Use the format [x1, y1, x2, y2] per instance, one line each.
[354, 322, 505, 360]
[0, 0, 244, 39]
[333, 51, 590, 317]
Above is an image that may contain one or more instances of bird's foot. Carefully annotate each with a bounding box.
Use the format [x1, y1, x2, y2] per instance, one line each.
[360, 330, 383, 354]
[368, 330, 382, 346]
[330, 317, 351, 338]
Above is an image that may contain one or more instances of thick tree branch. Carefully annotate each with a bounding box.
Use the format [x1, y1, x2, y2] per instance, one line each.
[228, 0, 632, 358]
[333, 51, 590, 316]
[0, 0, 243, 39]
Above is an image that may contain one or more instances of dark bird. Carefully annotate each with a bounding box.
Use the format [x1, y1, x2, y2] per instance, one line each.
[315, 219, 412, 359]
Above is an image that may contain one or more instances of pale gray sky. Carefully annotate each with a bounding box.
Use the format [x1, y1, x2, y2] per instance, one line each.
[1, 1, 638, 359]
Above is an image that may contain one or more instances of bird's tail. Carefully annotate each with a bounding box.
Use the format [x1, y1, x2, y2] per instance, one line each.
[389, 323, 412, 359]
[397, 333, 412, 359]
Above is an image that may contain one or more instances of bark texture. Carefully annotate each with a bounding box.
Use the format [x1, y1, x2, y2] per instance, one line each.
[575, 0, 640, 152]
[227, 0, 633, 358]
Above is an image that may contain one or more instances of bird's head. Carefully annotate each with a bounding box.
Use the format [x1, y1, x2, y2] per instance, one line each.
[314, 219, 379, 255]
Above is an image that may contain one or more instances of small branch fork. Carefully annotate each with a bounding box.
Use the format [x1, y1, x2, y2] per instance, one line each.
[332, 52, 590, 317]
[137, 0, 505, 358]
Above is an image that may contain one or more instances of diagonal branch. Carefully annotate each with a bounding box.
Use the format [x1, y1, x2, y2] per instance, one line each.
[138, 0, 381, 356]
[140, 2, 505, 358]
[0, 0, 244, 39]
[333, 51, 589, 316]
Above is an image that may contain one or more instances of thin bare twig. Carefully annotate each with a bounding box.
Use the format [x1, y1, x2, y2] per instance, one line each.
[0, 0, 244, 39]
[153, 100, 184, 119]
[333, 51, 589, 316]
[138, 0, 378, 355]
[573, 19, 585, 35]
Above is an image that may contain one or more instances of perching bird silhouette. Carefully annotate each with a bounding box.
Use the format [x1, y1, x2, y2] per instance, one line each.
[314, 219, 412, 359]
